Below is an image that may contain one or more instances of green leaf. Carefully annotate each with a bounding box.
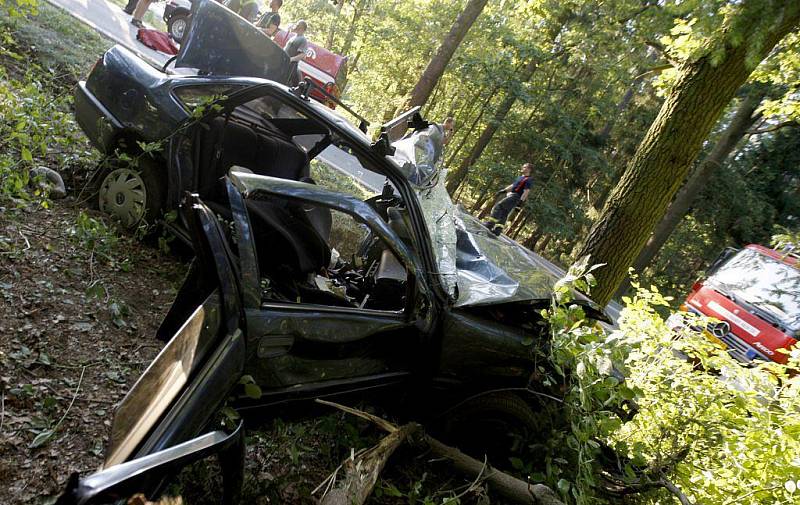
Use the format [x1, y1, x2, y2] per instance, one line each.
[21, 147, 33, 162]
[29, 429, 55, 448]
[243, 382, 262, 399]
[557, 479, 570, 494]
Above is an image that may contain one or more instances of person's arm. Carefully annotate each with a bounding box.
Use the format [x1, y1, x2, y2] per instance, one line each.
[496, 184, 513, 195]
[290, 52, 305, 62]
[520, 188, 530, 201]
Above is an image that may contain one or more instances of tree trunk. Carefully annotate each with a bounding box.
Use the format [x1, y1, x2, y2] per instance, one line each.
[406, 0, 489, 110]
[523, 227, 540, 250]
[629, 89, 766, 275]
[572, 1, 800, 306]
[445, 86, 498, 167]
[445, 58, 539, 194]
[326, 0, 345, 50]
[340, 0, 369, 57]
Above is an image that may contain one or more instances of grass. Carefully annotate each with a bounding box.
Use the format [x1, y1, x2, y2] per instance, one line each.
[0, 3, 111, 81]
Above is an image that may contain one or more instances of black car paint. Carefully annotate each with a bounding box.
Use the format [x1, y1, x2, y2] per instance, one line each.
[66, 12, 606, 497]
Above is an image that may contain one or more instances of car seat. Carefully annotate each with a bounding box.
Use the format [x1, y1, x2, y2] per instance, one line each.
[196, 117, 308, 199]
[245, 198, 331, 280]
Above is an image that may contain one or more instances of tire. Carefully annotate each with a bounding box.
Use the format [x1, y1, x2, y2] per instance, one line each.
[167, 13, 190, 43]
[97, 156, 166, 229]
[440, 391, 541, 465]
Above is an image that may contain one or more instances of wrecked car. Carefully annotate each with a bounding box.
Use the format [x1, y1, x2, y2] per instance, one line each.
[62, 4, 610, 502]
[60, 95, 608, 503]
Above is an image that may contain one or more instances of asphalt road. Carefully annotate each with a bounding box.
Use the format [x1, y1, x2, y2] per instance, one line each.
[45, 0, 169, 66]
[44, 0, 623, 324]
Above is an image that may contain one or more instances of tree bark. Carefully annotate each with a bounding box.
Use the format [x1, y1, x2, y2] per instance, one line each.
[445, 58, 539, 194]
[320, 424, 419, 505]
[406, 0, 489, 110]
[423, 436, 565, 505]
[445, 86, 498, 167]
[629, 89, 766, 275]
[315, 400, 565, 505]
[572, 1, 800, 306]
[326, 0, 345, 50]
[340, 0, 370, 57]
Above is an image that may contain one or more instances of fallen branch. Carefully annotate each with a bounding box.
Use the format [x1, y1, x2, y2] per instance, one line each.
[315, 399, 565, 505]
[318, 423, 419, 505]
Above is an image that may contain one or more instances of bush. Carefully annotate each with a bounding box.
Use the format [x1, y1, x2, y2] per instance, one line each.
[539, 262, 800, 504]
[0, 65, 94, 203]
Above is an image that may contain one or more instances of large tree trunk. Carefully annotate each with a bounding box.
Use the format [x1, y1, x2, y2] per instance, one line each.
[629, 89, 766, 275]
[445, 58, 539, 194]
[572, 1, 800, 306]
[406, 0, 489, 110]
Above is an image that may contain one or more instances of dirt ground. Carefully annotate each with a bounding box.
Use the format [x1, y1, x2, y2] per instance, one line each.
[0, 202, 186, 504]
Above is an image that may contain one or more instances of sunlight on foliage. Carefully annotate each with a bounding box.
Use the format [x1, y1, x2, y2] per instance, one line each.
[544, 262, 800, 504]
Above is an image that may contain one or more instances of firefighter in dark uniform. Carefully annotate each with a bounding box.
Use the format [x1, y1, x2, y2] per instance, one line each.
[484, 162, 533, 236]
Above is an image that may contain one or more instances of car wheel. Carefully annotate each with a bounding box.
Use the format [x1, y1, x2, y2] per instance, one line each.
[167, 14, 190, 43]
[440, 391, 540, 465]
[98, 157, 165, 229]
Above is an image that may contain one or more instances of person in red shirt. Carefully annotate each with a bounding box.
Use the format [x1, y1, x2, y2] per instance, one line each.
[483, 162, 533, 236]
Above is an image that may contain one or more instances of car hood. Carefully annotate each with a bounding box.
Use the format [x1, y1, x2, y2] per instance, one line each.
[175, 0, 289, 83]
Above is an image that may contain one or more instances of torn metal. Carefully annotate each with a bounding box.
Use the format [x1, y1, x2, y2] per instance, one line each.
[389, 127, 559, 308]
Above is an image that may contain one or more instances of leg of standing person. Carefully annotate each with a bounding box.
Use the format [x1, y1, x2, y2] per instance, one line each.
[131, 0, 153, 26]
[123, 0, 138, 15]
[484, 194, 520, 236]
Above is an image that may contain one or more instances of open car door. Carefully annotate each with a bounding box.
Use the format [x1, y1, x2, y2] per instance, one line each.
[57, 195, 247, 505]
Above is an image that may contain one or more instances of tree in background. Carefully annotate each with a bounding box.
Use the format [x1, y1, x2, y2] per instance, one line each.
[406, 0, 489, 109]
[626, 87, 767, 284]
[573, 0, 800, 305]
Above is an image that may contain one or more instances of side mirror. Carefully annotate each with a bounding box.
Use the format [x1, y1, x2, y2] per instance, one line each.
[57, 422, 244, 505]
[707, 246, 738, 275]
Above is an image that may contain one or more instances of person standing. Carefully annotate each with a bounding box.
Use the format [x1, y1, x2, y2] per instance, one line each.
[442, 117, 455, 145]
[257, 0, 283, 36]
[483, 162, 533, 236]
[123, 0, 138, 15]
[130, 0, 154, 27]
[226, 0, 261, 23]
[284, 20, 309, 85]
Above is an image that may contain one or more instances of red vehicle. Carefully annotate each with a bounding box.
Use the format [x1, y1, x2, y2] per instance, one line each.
[273, 29, 348, 107]
[679, 244, 799, 364]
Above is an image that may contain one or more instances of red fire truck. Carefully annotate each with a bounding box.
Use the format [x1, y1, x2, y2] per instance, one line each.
[273, 29, 348, 108]
[677, 244, 799, 365]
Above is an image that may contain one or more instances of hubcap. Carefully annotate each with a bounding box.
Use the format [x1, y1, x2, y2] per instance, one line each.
[173, 19, 187, 40]
[99, 168, 147, 228]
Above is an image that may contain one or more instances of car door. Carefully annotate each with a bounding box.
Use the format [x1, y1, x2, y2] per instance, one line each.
[225, 173, 436, 401]
[59, 193, 248, 505]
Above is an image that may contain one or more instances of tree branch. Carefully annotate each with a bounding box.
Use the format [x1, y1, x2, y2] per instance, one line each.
[746, 120, 798, 135]
[633, 63, 674, 80]
[658, 473, 694, 505]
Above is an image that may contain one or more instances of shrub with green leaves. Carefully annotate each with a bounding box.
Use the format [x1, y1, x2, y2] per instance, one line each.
[539, 260, 800, 504]
[0, 65, 93, 203]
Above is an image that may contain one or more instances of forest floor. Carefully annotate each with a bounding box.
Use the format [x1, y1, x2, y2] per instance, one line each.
[0, 5, 509, 505]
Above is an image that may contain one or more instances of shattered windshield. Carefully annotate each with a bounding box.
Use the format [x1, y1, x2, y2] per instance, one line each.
[708, 248, 800, 332]
[386, 127, 559, 306]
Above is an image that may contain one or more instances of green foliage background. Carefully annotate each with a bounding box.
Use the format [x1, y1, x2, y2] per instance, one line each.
[277, 0, 800, 298]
